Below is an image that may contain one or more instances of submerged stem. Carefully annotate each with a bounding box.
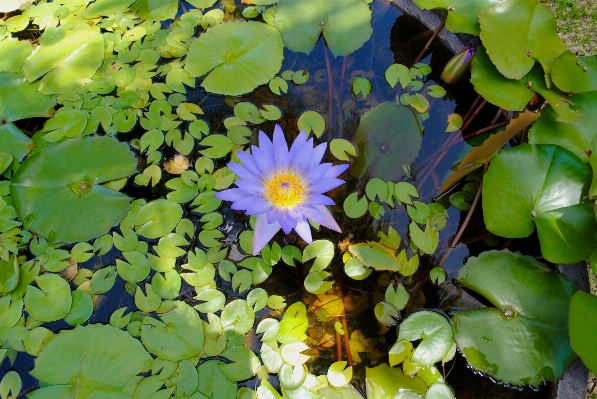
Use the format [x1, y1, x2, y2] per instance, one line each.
[413, 13, 448, 65]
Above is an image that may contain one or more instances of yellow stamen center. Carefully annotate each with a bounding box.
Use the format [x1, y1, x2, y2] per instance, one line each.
[263, 170, 306, 209]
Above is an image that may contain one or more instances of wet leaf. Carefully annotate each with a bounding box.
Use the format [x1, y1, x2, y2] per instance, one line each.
[11, 137, 137, 243]
[409, 221, 439, 255]
[134, 199, 183, 239]
[297, 110, 326, 138]
[365, 364, 428, 398]
[24, 273, 72, 322]
[343, 192, 368, 218]
[445, 113, 462, 132]
[353, 77, 371, 98]
[0, 72, 56, 123]
[348, 241, 402, 272]
[483, 144, 596, 263]
[385, 63, 411, 89]
[452, 250, 576, 386]
[330, 139, 356, 161]
[273, 0, 372, 57]
[197, 360, 238, 398]
[186, 21, 284, 96]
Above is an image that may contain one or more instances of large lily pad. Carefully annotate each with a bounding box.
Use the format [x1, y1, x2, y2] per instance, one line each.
[483, 144, 596, 263]
[23, 29, 104, 95]
[551, 53, 597, 94]
[351, 102, 423, 181]
[131, 0, 178, 21]
[273, 0, 373, 57]
[0, 72, 56, 123]
[569, 291, 597, 374]
[479, 0, 566, 80]
[185, 21, 284, 96]
[452, 250, 576, 387]
[30, 324, 152, 398]
[410, 0, 500, 35]
[10, 136, 137, 244]
[528, 91, 597, 163]
[471, 47, 579, 122]
[0, 123, 35, 162]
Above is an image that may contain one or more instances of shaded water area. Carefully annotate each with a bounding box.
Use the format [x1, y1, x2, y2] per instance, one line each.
[2, 1, 557, 398]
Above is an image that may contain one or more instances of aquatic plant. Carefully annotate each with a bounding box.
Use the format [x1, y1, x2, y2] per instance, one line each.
[216, 125, 348, 255]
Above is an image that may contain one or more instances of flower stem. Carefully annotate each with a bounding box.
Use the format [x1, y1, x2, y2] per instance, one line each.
[413, 13, 448, 66]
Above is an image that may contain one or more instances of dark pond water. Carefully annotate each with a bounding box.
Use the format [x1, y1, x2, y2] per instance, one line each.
[1, 1, 558, 398]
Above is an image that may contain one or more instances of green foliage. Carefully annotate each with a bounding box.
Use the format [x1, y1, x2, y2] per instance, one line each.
[452, 250, 577, 386]
[569, 291, 597, 374]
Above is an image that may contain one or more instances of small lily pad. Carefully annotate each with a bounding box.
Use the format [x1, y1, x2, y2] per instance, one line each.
[10, 136, 137, 244]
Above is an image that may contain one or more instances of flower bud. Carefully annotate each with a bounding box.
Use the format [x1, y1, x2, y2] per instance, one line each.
[441, 47, 476, 84]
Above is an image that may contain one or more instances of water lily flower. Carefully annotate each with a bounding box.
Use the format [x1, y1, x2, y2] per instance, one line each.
[441, 46, 476, 84]
[216, 125, 348, 255]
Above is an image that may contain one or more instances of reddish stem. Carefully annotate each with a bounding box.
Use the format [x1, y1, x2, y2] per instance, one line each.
[324, 46, 334, 138]
[413, 13, 448, 65]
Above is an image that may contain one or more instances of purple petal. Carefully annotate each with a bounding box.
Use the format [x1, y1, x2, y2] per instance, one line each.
[234, 179, 264, 195]
[236, 151, 262, 177]
[306, 194, 336, 206]
[293, 139, 315, 172]
[233, 197, 270, 214]
[309, 143, 327, 168]
[313, 205, 341, 232]
[215, 188, 247, 202]
[309, 178, 344, 194]
[273, 126, 290, 169]
[228, 162, 258, 182]
[253, 214, 281, 255]
[306, 163, 333, 181]
[322, 164, 349, 178]
[294, 220, 313, 244]
[252, 146, 274, 175]
[258, 130, 275, 159]
[289, 131, 308, 159]
[279, 215, 295, 234]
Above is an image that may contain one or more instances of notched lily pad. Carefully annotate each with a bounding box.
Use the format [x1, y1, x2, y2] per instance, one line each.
[452, 250, 576, 386]
[185, 21, 284, 96]
[10, 136, 137, 244]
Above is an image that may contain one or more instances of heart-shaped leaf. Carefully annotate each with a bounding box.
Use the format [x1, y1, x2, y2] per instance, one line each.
[23, 29, 105, 95]
[351, 101, 423, 181]
[185, 21, 284, 96]
[452, 250, 576, 386]
[479, 0, 566, 80]
[397, 311, 453, 366]
[482, 144, 596, 263]
[410, 0, 500, 35]
[10, 136, 137, 244]
[529, 91, 597, 163]
[30, 324, 152, 396]
[273, 0, 372, 57]
[0, 72, 56, 122]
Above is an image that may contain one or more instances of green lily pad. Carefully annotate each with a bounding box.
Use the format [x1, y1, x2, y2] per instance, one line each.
[410, 0, 500, 35]
[365, 364, 428, 398]
[30, 324, 152, 397]
[23, 29, 105, 95]
[471, 47, 579, 122]
[0, 123, 35, 162]
[185, 21, 284, 96]
[134, 199, 183, 239]
[528, 91, 597, 163]
[82, 0, 136, 18]
[273, 0, 373, 57]
[24, 273, 72, 322]
[0, 255, 19, 294]
[351, 101, 423, 181]
[348, 241, 402, 272]
[479, 0, 566, 80]
[452, 250, 576, 386]
[551, 53, 597, 94]
[0, 72, 56, 122]
[569, 290, 597, 374]
[10, 136, 137, 244]
[397, 311, 453, 366]
[0, 38, 32, 73]
[141, 300, 204, 361]
[482, 144, 596, 263]
[131, 0, 178, 20]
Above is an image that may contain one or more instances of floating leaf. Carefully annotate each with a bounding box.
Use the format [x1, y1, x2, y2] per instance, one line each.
[0, 72, 56, 123]
[569, 291, 597, 374]
[348, 241, 402, 272]
[185, 21, 284, 96]
[0, 123, 34, 162]
[273, 0, 373, 57]
[141, 301, 204, 361]
[134, 199, 183, 239]
[445, 113, 462, 132]
[365, 364, 428, 399]
[483, 144, 596, 263]
[452, 250, 576, 386]
[385, 63, 411, 89]
[551, 53, 597, 93]
[353, 77, 371, 98]
[352, 102, 423, 181]
[30, 324, 152, 397]
[479, 0, 566, 80]
[411, 0, 499, 35]
[131, 0, 178, 20]
[23, 29, 105, 95]
[409, 221, 439, 255]
[40, 108, 88, 142]
[11, 137, 137, 244]
[197, 360, 238, 398]
[297, 111, 326, 138]
[397, 311, 453, 366]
